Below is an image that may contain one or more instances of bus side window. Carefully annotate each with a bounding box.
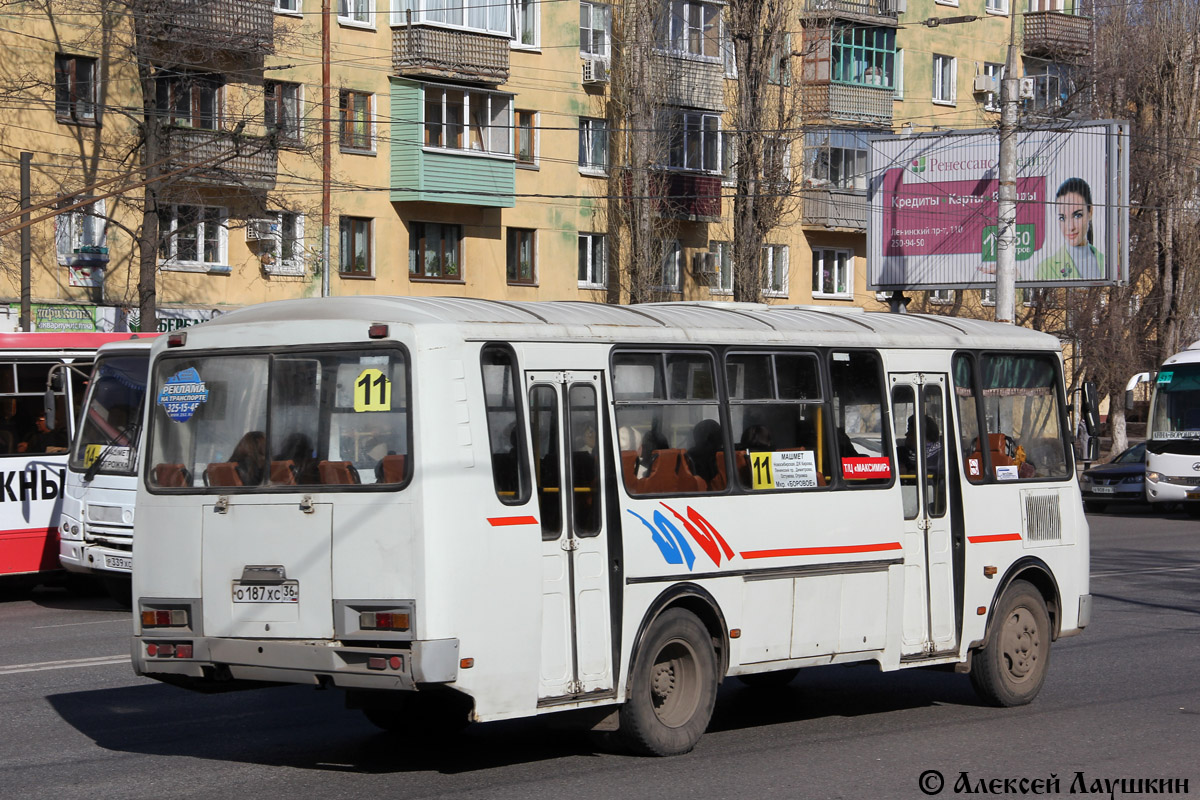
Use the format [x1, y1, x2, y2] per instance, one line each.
[829, 351, 892, 487]
[481, 345, 529, 504]
[953, 354, 986, 484]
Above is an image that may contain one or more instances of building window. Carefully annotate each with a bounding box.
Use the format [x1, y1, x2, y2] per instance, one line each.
[266, 81, 302, 142]
[709, 241, 733, 294]
[981, 287, 996, 306]
[55, 198, 106, 265]
[338, 217, 372, 275]
[662, 0, 720, 59]
[762, 245, 788, 297]
[1026, 61, 1076, 110]
[506, 228, 536, 284]
[804, 130, 867, 191]
[159, 205, 226, 268]
[893, 48, 904, 99]
[663, 110, 720, 172]
[339, 90, 372, 150]
[409, 221, 462, 280]
[515, 110, 536, 165]
[338, 0, 372, 24]
[721, 131, 737, 184]
[261, 212, 306, 276]
[578, 233, 606, 288]
[424, 86, 512, 155]
[763, 135, 791, 191]
[274, 0, 301, 12]
[512, 0, 537, 46]
[985, 0, 1007, 12]
[832, 26, 895, 89]
[579, 117, 609, 172]
[929, 288, 955, 305]
[982, 62, 1003, 112]
[932, 54, 956, 104]
[54, 55, 97, 124]
[812, 248, 851, 298]
[389, 0, 508, 34]
[580, 1, 611, 58]
[155, 71, 221, 129]
[767, 33, 790, 86]
[658, 240, 681, 291]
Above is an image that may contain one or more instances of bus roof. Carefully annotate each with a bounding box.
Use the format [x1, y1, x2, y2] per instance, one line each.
[192, 297, 1062, 351]
[0, 332, 158, 352]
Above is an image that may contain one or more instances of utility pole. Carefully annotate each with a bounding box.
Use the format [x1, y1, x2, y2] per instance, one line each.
[321, 0, 331, 298]
[20, 152, 31, 332]
[995, 9, 1020, 324]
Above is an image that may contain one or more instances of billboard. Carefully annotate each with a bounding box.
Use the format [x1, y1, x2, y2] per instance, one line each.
[867, 122, 1129, 290]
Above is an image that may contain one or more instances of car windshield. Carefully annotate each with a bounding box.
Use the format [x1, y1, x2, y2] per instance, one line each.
[1112, 443, 1146, 464]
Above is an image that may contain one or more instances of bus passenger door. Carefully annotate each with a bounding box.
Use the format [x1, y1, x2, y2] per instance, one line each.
[890, 374, 957, 657]
[527, 371, 614, 704]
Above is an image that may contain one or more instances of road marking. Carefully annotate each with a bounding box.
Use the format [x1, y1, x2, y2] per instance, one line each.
[1092, 563, 1200, 578]
[0, 655, 129, 675]
[32, 619, 129, 630]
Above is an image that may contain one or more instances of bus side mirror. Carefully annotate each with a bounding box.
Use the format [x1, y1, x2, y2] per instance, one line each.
[1081, 381, 1100, 436]
[1124, 389, 1134, 412]
[1085, 436, 1100, 462]
[43, 388, 56, 426]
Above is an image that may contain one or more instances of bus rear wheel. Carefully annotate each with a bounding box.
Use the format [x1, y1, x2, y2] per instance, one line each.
[617, 608, 718, 756]
[970, 580, 1051, 707]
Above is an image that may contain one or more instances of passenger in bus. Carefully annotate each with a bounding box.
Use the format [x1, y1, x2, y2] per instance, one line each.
[230, 431, 268, 486]
[900, 415, 943, 475]
[686, 419, 723, 484]
[740, 424, 772, 452]
[273, 432, 319, 484]
[18, 414, 68, 454]
[636, 429, 669, 478]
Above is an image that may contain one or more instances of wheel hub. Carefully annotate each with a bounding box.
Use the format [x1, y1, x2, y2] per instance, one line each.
[652, 661, 677, 703]
[1000, 607, 1041, 680]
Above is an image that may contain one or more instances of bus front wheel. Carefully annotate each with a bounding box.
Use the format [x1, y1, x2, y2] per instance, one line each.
[617, 608, 718, 756]
[970, 580, 1051, 707]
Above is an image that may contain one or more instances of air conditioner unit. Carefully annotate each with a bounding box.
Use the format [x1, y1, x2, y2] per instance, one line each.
[1019, 77, 1036, 100]
[582, 59, 610, 85]
[973, 74, 999, 94]
[691, 252, 719, 284]
[245, 219, 277, 241]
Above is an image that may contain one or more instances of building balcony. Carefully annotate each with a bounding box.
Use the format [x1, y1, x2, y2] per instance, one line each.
[800, 0, 899, 25]
[144, 0, 274, 55]
[658, 54, 726, 113]
[392, 25, 510, 85]
[801, 82, 893, 127]
[1023, 11, 1090, 60]
[621, 171, 722, 222]
[802, 187, 866, 231]
[164, 127, 277, 191]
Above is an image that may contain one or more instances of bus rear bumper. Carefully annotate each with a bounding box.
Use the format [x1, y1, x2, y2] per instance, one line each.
[132, 636, 459, 692]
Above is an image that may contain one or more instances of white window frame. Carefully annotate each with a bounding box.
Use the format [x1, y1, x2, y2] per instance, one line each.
[390, 0, 510, 36]
[423, 84, 514, 157]
[983, 62, 1004, 112]
[579, 117, 609, 174]
[721, 131, 737, 186]
[804, 130, 868, 191]
[893, 48, 904, 100]
[935, 0, 959, 7]
[932, 54, 956, 106]
[663, 110, 721, 173]
[661, 0, 722, 62]
[263, 212, 306, 276]
[578, 232, 607, 289]
[580, 1, 610, 59]
[657, 240, 682, 292]
[985, 0, 1008, 13]
[55, 198, 107, 266]
[274, 0, 302, 15]
[812, 248, 852, 299]
[511, 0, 538, 48]
[723, 30, 738, 78]
[761, 244, 788, 298]
[981, 287, 996, 306]
[339, 0, 375, 27]
[159, 204, 228, 272]
[929, 288, 955, 305]
[709, 241, 733, 295]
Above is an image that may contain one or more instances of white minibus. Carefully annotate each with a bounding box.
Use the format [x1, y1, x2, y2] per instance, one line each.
[1143, 341, 1200, 514]
[132, 298, 1090, 755]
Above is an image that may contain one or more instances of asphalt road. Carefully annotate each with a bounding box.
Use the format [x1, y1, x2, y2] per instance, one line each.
[1, 507, 1197, 800]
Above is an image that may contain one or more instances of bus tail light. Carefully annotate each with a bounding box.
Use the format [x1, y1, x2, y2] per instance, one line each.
[145, 641, 194, 658]
[368, 323, 389, 339]
[167, 332, 186, 348]
[141, 608, 188, 627]
[360, 611, 410, 631]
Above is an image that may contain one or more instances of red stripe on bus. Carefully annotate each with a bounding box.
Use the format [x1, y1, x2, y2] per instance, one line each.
[967, 533, 1023, 544]
[0, 332, 158, 350]
[739, 542, 903, 560]
[0, 527, 59, 575]
[488, 516, 539, 527]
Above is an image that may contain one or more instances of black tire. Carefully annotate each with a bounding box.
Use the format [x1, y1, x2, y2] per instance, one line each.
[970, 580, 1051, 707]
[1082, 501, 1106, 514]
[736, 668, 800, 689]
[617, 608, 718, 756]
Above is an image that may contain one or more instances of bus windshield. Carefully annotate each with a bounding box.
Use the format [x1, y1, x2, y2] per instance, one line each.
[69, 353, 150, 475]
[147, 347, 410, 490]
[1148, 363, 1200, 448]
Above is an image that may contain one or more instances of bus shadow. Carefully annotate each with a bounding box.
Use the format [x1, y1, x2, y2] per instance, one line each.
[47, 664, 979, 773]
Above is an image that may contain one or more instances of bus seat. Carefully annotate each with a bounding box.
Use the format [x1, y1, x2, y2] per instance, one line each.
[621, 450, 638, 486]
[270, 460, 297, 485]
[735, 450, 751, 486]
[988, 433, 1015, 467]
[635, 449, 680, 494]
[318, 460, 361, 485]
[711, 451, 728, 491]
[675, 450, 706, 492]
[154, 463, 191, 488]
[204, 462, 243, 487]
[375, 454, 406, 483]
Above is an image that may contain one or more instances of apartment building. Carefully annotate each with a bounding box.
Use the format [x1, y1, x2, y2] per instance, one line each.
[0, 0, 1091, 330]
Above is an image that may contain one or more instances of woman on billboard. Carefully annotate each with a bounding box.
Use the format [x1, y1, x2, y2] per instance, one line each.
[1036, 177, 1105, 280]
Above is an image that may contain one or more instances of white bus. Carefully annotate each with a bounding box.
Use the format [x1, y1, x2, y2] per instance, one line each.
[132, 298, 1090, 755]
[60, 339, 156, 600]
[0, 332, 146, 583]
[1144, 341, 1200, 515]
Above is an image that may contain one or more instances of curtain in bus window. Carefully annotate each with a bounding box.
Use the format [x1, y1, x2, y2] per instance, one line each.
[613, 351, 719, 495]
[980, 354, 1069, 481]
[953, 354, 985, 483]
[829, 351, 892, 486]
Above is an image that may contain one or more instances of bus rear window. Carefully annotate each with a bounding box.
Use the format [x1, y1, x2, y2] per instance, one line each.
[147, 348, 410, 490]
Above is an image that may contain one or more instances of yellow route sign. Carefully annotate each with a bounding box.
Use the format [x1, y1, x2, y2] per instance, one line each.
[353, 368, 391, 412]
